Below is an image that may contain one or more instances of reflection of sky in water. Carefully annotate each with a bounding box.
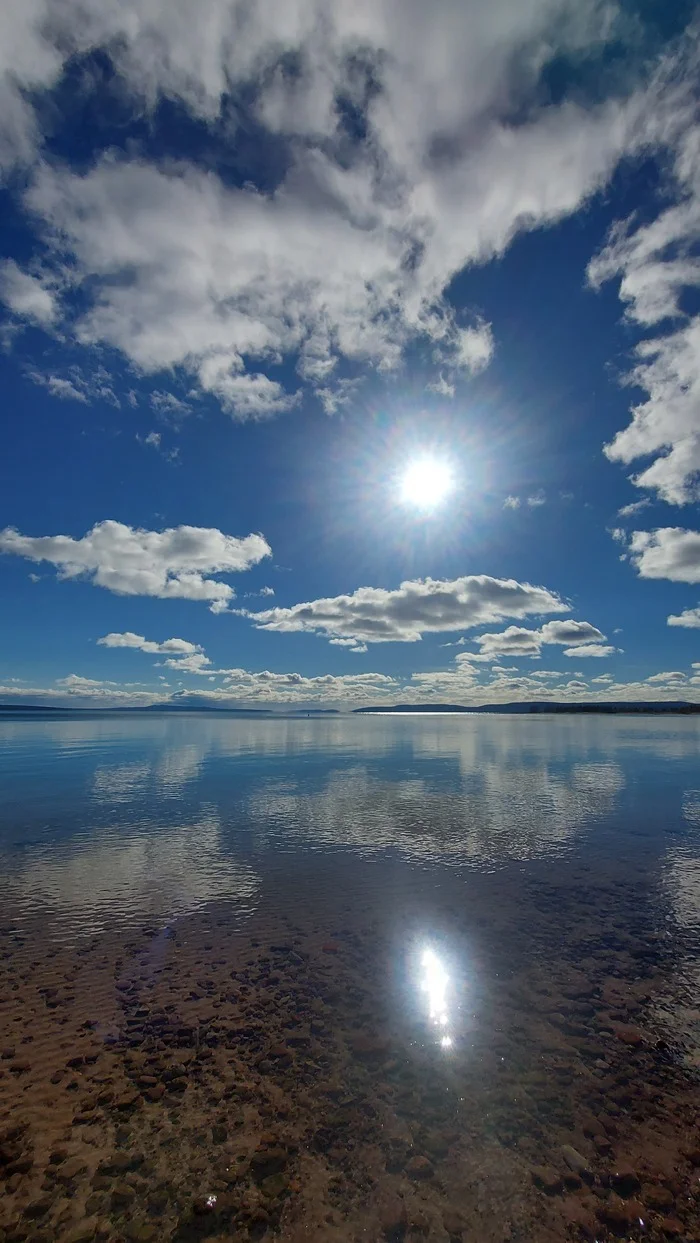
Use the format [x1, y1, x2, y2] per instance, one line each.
[247, 760, 625, 864]
[2, 809, 259, 938]
[0, 713, 699, 934]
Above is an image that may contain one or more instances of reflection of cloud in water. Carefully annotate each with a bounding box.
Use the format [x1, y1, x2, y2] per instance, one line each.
[92, 745, 205, 803]
[247, 760, 625, 865]
[155, 744, 205, 792]
[4, 809, 259, 937]
[664, 794, 700, 928]
[3, 712, 698, 771]
[683, 792, 700, 828]
[92, 762, 150, 800]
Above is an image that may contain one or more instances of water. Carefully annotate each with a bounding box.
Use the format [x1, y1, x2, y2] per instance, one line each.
[1, 712, 700, 1240]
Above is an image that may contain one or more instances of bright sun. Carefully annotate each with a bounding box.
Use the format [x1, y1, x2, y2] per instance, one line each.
[399, 457, 453, 509]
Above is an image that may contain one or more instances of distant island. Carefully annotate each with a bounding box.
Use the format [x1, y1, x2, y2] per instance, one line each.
[354, 701, 700, 715]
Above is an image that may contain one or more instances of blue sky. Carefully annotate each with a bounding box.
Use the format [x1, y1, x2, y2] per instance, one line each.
[1, 0, 699, 709]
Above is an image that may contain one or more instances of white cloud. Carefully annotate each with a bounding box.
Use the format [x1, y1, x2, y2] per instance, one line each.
[0, 0, 669, 415]
[28, 373, 87, 402]
[248, 574, 568, 645]
[97, 631, 203, 655]
[589, 56, 700, 505]
[163, 652, 212, 674]
[472, 626, 543, 658]
[427, 374, 456, 399]
[150, 390, 191, 420]
[217, 669, 399, 704]
[562, 643, 618, 658]
[646, 671, 687, 684]
[527, 490, 546, 508]
[628, 527, 700, 583]
[0, 520, 271, 611]
[56, 674, 118, 689]
[668, 606, 700, 628]
[503, 495, 521, 510]
[470, 618, 605, 659]
[28, 364, 120, 406]
[450, 322, 494, 375]
[0, 260, 56, 325]
[618, 498, 650, 518]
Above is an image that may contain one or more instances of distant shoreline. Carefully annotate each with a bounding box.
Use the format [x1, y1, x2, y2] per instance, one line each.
[1, 701, 698, 716]
[354, 701, 700, 715]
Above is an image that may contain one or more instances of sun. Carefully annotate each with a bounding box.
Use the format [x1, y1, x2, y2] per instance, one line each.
[399, 457, 453, 509]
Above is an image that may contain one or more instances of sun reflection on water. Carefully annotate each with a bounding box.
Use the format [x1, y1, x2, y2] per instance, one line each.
[419, 946, 454, 1050]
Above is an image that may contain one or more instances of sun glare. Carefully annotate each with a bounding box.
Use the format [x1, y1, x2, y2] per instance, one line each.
[399, 458, 453, 509]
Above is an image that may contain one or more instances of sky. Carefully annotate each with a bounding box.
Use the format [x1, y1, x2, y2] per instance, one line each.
[1, 0, 700, 710]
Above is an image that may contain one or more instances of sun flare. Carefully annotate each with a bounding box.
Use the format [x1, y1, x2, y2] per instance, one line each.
[399, 458, 453, 509]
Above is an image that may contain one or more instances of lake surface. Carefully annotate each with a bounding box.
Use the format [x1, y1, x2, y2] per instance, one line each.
[1, 712, 700, 1242]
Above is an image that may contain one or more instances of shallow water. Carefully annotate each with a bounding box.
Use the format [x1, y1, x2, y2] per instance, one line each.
[1, 712, 700, 1242]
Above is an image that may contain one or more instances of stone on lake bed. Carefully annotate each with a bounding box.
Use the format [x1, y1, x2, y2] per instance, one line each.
[643, 1184, 675, 1211]
[531, 1166, 564, 1195]
[597, 1198, 645, 1232]
[611, 1167, 641, 1196]
[405, 1154, 434, 1179]
[111, 1181, 137, 1205]
[561, 1145, 593, 1182]
[611, 1023, 645, 1047]
[261, 1172, 289, 1198]
[56, 1156, 88, 1181]
[61, 1219, 99, 1243]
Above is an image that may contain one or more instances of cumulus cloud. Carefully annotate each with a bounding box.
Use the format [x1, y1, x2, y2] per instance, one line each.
[562, 643, 618, 658]
[248, 574, 568, 645]
[0, 260, 56, 325]
[503, 495, 521, 510]
[628, 527, 700, 583]
[589, 50, 700, 505]
[668, 606, 700, 628]
[0, 0, 673, 415]
[646, 671, 687, 684]
[0, 520, 271, 611]
[97, 631, 203, 655]
[469, 618, 605, 660]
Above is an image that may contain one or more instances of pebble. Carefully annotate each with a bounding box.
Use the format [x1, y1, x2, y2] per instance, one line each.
[643, 1184, 675, 1211]
[56, 1156, 87, 1182]
[611, 1023, 644, 1047]
[111, 1181, 137, 1205]
[532, 1166, 563, 1195]
[62, 1218, 99, 1243]
[261, 1172, 289, 1198]
[611, 1167, 641, 1196]
[597, 1198, 645, 1231]
[561, 1145, 593, 1183]
[405, 1155, 434, 1180]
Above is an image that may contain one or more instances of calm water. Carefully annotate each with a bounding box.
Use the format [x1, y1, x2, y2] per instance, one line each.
[1, 711, 700, 937]
[3, 712, 700, 1241]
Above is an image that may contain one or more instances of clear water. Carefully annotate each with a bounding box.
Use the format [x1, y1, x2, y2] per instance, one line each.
[2, 711, 699, 936]
[2, 712, 700, 1241]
